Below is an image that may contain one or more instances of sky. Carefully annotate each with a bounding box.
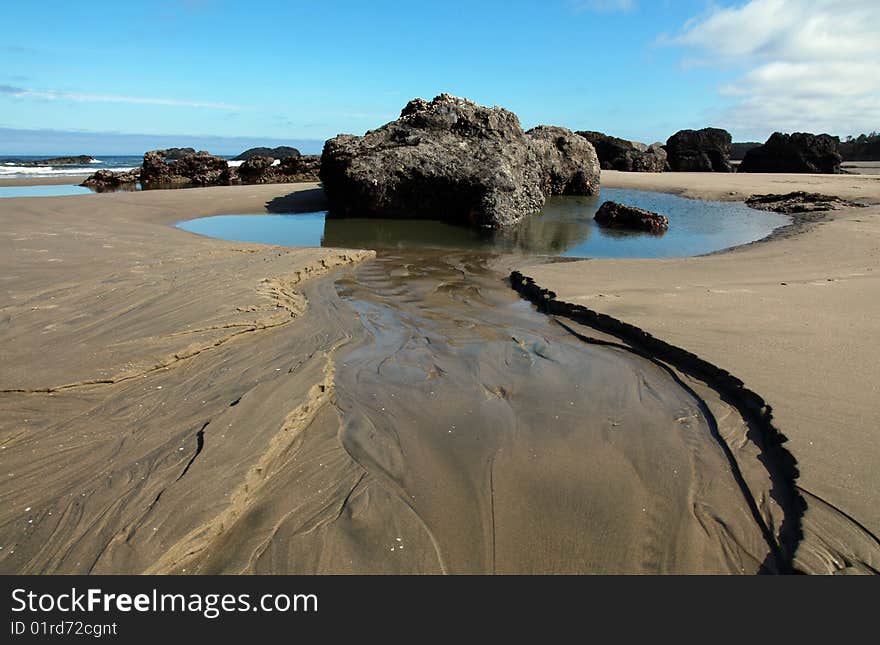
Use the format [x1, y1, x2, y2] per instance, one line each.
[1, 0, 877, 154]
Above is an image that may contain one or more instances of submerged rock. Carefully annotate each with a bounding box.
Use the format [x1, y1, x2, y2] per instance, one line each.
[738, 132, 843, 174]
[665, 128, 733, 172]
[745, 192, 863, 214]
[594, 201, 668, 233]
[234, 146, 301, 161]
[576, 131, 667, 172]
[80, 168, 140, 191]
[321, 94, 599, 228]
[140, 150, 230, 187]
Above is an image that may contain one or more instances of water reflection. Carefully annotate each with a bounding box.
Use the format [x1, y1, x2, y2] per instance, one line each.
[177, 189, 792, 259]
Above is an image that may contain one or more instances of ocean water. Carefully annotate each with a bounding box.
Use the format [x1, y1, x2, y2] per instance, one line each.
[0, 155, 143, 178]
[177, 188, 792, 259]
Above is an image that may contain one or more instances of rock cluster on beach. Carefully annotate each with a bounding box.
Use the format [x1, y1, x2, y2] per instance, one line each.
[236, 154, 321, 183]
[80, 168, 141, 191]
[593, 200, 669, 233]
[665, 128, 733, 172]
[81, 148, 321, 190]
[739, 132, 843, 174]
[576, 131, 668, 172]
[320, 94, 600, 228]
[140, 150, 231, 187]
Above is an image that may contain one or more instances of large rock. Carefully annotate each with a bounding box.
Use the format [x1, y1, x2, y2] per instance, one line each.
[665, 128, 733, 172]
[320, 94, 599, 228]
[234, 146, 301, 161]
[576, 131, 667, 172]
[594, 201, 668, 233]
[80, 168, 140, 191]
[526, 126, 600, 196]
[738, 132, 842, 174]
[140, 150, 230, 186]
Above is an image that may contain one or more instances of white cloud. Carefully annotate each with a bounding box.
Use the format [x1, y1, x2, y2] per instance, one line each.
[668, 0, 880, 138]
[569, 0, 636, 13]
[0, 85, 237, 110]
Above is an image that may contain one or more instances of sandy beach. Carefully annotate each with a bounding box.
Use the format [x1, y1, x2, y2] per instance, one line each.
[1, 171, 878, 574]
[519, 170, 880, 570]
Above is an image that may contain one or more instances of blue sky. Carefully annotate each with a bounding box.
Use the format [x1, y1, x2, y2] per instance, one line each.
[1, 0, 877, 153]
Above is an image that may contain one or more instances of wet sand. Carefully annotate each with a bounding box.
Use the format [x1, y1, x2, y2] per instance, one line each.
[518, 170, 880, 572]
[1, 174, 878, 574]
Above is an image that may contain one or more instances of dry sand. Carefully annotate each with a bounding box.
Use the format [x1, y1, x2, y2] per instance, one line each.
[518, 170, 880, 571]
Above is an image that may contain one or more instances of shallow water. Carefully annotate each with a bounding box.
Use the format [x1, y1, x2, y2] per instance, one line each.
[0, 184, 93, 198]
[177, 188, 790, 258]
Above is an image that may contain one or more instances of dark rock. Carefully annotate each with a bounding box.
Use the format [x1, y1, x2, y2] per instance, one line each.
[80, 168, 140, 191]
[576, 131, 667, 172]
[738, 132, 843, 174]
[665, 128, 733, 172]
[158, 147, 197, 160]
[525, 126, 600, 196]
[23, 155, 94, 166]
[234, 146, 301, 161]
[235, 154, 321, 184]
[730, 142, 762, 161]
[321, 94, 599, 228]
[594, 200, 668, 233]
[140, 150, 230, 187]
[278, 154, 321, 181]
[840, 133, 880, 161]
[236, 155, 276, 183]
[745, 192, 864, 214]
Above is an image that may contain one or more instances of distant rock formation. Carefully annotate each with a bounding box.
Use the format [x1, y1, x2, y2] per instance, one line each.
[738, 133, 843, 174]
[140, 150, 230, 187]
[158, 148, 197, 160]
[840, 133, 880, 161]
[526, 126, 601, 195]
[80, 168, 140, 191]
[22, 155, 94, 166]
[576, 131, 667, 172]
[320, 94, 599, 229]
[234, 146, 301, 161]
[594, 201, 668, 233]
[665, 128, 733, 172]
[745, 192, 863, 214]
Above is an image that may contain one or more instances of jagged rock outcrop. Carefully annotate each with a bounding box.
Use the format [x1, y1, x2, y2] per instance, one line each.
[745, 192, 864, 214]
[234, 146, 301, 161]
[594, 201, 668, 233]
[321, 94, 599, 228]
[576, 131, 667, 172]
[140, 150, 230, 187]
[526, 126, 600, 196]
[738, 133, 843, 174]
[665, 128, 733, 172]
[80, 168, 140, 191]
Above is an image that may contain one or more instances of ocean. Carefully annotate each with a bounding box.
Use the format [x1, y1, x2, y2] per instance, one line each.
[0, 154, 249, 178]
